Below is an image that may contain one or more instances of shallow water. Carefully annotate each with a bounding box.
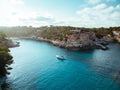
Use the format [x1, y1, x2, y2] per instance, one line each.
[6, 39, 120, 90]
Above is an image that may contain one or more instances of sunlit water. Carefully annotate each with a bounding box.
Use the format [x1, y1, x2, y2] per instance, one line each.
[6, 39, 120, 90]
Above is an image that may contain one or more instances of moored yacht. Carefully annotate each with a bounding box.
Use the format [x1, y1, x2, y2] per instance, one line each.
[56, 55, 65, 60]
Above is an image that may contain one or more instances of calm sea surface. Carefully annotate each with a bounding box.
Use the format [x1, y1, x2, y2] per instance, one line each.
[7, 39, 120, 90]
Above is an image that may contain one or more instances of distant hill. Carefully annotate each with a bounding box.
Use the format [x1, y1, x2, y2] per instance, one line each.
[0, 26, 120, 42]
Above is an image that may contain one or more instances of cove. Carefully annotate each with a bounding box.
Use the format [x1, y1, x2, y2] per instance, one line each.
[6, 39, 120, 90]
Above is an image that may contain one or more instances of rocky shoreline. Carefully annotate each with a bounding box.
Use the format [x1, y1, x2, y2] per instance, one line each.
[42, 39, 109, 51]
[20, 30, 115, 51]
[0, 38, 20, 48]
[12, 30, 120, 51]
[8, 41, 20, 48]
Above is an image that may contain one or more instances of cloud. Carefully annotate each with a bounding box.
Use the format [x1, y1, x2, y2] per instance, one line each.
[0, 0, 25, 26]
[0, 0, 57, 26]
[19, 13, 57, 26]
[106, 0, 116, 2]
[87, 0, 101, 4]
[87, 0, 117, 4]
[0, 0, 119, 27]
[76, 3, 120, 27]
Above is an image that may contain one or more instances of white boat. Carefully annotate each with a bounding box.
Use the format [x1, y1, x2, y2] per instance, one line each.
[56, 55, 65, 60]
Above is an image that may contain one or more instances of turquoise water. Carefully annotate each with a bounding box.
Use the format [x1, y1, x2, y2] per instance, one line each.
[7, 39, 120, 90]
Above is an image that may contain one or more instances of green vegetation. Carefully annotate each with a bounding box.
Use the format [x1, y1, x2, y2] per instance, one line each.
[0, 26, 120, 40]
[38, 26, 120, 40]
[0, 32, 13, 77]
[0, 33, 13, 90]
[38, 26, 76, 40]
[0, 46, 13, 77]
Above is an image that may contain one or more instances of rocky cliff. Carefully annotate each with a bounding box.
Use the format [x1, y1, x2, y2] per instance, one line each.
[0, 33, 19, 48]
[22, 30, 111, 51]
[113, 31, 120, 43]
[49, 30, 109, 51]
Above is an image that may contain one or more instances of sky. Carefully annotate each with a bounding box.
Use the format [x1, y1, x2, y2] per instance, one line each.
[0, 0, 120, 27]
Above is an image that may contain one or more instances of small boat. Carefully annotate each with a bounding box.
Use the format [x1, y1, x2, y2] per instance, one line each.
[56, 55, 65, 60]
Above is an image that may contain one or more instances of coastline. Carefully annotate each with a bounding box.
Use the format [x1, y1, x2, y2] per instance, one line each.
[19, 37, 111, 51]
[0, 37, 16, 90]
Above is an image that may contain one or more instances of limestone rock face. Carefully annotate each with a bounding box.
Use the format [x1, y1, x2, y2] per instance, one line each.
[64, 30, 96, 50]
[50, 30, 110, 51]
[115, 36, 120, 43]
[113, 31, 120, 43]
[36, 30, 110, 51]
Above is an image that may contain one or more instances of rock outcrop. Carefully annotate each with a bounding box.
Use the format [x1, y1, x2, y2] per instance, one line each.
[0, 34, 20, 48]
[23, 30, 110, 51]
[50, 30, 109, 51]
[113, 31, 120, 43]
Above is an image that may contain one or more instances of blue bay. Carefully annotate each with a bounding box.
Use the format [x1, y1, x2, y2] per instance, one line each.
[7, 39, 120, 90]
